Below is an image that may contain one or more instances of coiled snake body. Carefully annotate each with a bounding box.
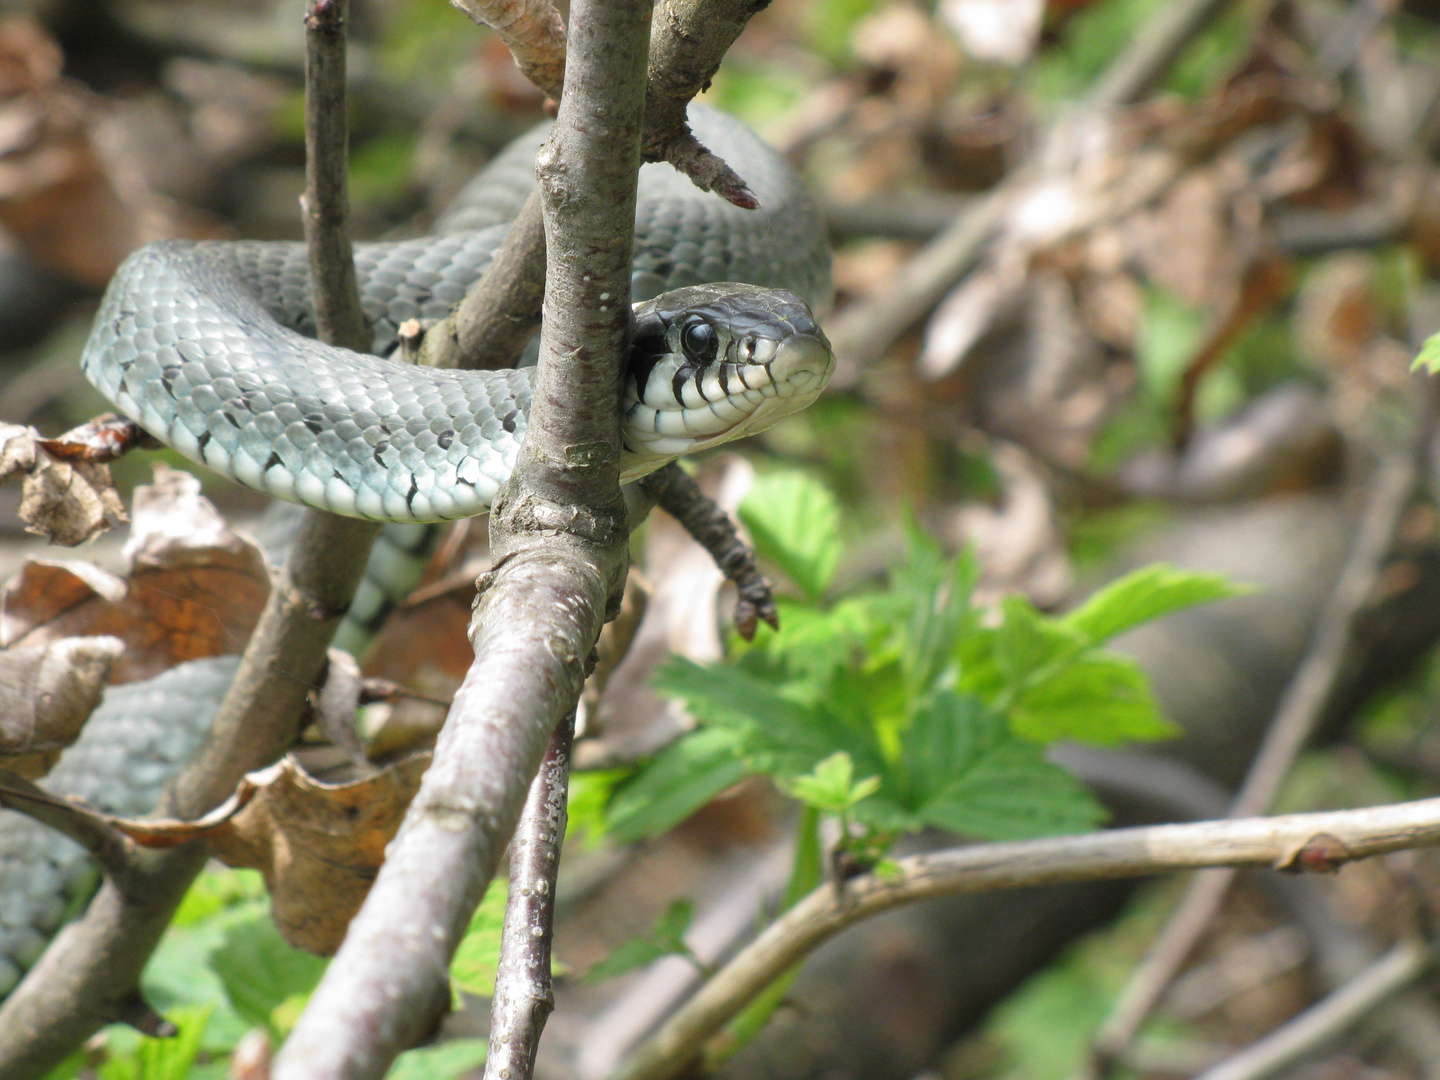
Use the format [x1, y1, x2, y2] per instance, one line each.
[0, 107, 833, 995]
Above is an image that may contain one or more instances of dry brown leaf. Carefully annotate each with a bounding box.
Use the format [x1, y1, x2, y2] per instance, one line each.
[4, 421, 128, 544]
[1, 467, 269, 681]
[0, 635, 123, 778]
[209, 754, 431, 955]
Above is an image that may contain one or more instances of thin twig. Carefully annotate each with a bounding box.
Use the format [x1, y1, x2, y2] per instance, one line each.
[1193, 940, 1433, 1080]
[303, 0, 371, 354]
[0, 771, 136, 886]
[0, 9, 381, 1074]
[1087, 412, 1427, 1073]
[418, 0, 777, 371]
[484, 713, 575, 1080]
[609, 797, 1440, 1080]
[638, 464, 776, 641]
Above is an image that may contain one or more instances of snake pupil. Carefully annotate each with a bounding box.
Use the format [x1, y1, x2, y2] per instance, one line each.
[681, 319, 718, 365]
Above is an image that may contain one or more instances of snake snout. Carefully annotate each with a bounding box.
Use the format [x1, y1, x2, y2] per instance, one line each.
[768, 328, 834, 398]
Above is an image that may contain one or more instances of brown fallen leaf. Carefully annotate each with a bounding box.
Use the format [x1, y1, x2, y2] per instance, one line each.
[108, 754, 430, 953]
[0, 635, 123, 778]
[1, 422, 129, 545]
[208, 755, 431, 955]
[1, 466, 269, 681]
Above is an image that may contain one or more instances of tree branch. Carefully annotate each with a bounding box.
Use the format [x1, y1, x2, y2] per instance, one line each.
[610, 797, 1440, 1080]
[1193, 940, 1434, 1080]
[268, 1, 652, 1076]
[418, 0, 774, 371]
[449, 0, 567, 102]
[0, 8, 380, 1074]
[484, 713, 574, 1080]
[1087, 394, 1430, 1072]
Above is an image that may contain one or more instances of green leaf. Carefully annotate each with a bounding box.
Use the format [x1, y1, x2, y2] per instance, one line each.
[450, 879, 510, 999]
[914, 742, 1105, 839]
[208, 913, 327, 1037]
[778, 752, 880, 812]
[892, 524, 978, 696]
[584, 900, 698, 983]
[862, 692, 1104, 841]
[1063, 564, 1246, 645]
[1415, 331, 1440, 375]
[385, 1039, 489, 1080]
[995, 596, 1086, 688]
[605, 727, 750, 844]
[739, 471, 842, 600]
[139, 885, 261, 1054]
[1011, 654, 1177, 745]
[653, 656, 818, 735]
[97, 1006, 212, 1080]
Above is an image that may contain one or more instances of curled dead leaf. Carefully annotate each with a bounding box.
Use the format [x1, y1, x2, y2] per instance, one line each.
[0, 635, 123, 778]
[2, 419, 128, 545]
[1, 467, 269, 681]
[207, 754, 431, 955]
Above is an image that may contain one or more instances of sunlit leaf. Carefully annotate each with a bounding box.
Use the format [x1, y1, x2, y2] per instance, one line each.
[208, 914, 326, 1037]
[739, 471, 842, 601]
[385, 1039, 489, 1080]
[1062, 564, 1246, 645]
[605, 727, 749, 844]
[449, 879, 509, 1000]
[1010, 654, 1176, 745]
[1415, 331, 1440, 375]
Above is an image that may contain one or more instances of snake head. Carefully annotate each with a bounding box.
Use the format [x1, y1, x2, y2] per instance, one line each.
[620, 283, 833, 474]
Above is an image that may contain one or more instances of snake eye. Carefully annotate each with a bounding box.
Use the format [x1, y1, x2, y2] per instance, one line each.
[680, 319, 718, 365]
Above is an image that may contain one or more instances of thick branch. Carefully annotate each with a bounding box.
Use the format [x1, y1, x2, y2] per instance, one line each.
[268, 1, 652, 1077]
[0, 11, 380, 1074]
[609, 797, 1440, 1080]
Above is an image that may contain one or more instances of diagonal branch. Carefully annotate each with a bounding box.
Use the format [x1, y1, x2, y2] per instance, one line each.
[1086, 391, 1431, 1073]
[418, 0, 775, 371]
[484, 713, 575, 1080]
[0, 7, 381, 1075]
[268, 1, 652, 1076]
[609, 797, 1440, 1080]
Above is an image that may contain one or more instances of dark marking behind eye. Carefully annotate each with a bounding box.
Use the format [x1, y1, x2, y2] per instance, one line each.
[672, 366, 696, 406]
[629, 331, 670, 401]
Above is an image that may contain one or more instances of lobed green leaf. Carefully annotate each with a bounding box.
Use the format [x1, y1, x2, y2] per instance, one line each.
[739, 471, 842, 601]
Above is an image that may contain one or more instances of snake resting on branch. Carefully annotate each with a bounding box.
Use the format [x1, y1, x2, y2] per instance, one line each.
[0, 106, 833, 997]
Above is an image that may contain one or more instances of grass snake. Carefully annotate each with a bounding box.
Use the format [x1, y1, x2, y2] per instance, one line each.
[0, 105, 833, 998]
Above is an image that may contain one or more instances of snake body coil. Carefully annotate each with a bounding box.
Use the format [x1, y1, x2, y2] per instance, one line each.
[81, 107, 832, 520]
[1, 107, 833, 997]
